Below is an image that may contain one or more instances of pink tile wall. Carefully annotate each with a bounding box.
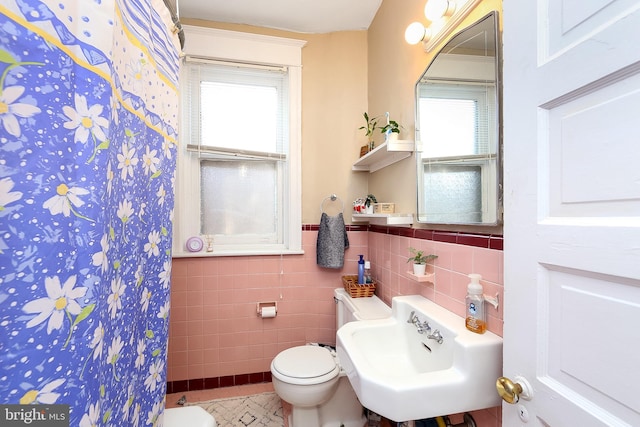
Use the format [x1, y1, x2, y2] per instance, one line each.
[168, 229, 370, 383]
[168, 228, 503, 382]
[368, 232, 504, 337]
[168, 228, 504, 426]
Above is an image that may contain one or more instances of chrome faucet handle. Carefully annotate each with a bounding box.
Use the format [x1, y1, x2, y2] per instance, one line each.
[416, 320, 431, 334]
[427, 329, 443, 344]
[407, 310, 418, 324]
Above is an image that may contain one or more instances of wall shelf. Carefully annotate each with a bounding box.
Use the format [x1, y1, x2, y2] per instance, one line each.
[352, 139, 414, 173]
[352, 213, 413, 227]
[406, 271, 435, 283]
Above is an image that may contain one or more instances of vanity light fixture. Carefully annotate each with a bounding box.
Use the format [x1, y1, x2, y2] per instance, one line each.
[405, 0, 482, 52]
[404, 22, 432, 45]
[424, 0, 456, 22]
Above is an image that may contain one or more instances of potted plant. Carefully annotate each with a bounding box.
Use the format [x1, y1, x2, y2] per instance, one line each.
[364, 194, 377, 214]
[407, 247, 438, 276]
[380, 119, 403, 142]
[359, 112, 380, 151]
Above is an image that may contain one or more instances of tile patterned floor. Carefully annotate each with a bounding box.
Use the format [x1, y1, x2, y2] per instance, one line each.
[166, 383, 275, 408]
[166, 382, 291, 426]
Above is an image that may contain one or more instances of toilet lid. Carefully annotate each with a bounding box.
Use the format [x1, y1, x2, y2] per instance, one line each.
[272, 346, 337, 379]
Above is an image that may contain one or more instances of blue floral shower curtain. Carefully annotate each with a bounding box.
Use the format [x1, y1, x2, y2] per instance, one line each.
[0, 0, 180, 425]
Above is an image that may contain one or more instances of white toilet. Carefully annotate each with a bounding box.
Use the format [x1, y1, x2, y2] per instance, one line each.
[271, 288, 391, 427]
[164, 406, 216, 427]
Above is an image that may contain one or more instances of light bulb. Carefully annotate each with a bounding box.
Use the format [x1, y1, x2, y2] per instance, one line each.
[405, 22, 427, 45]
[424, 0, 456, 21]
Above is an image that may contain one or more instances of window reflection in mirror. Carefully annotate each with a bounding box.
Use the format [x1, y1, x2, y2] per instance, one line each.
[416, 12, 501, 225]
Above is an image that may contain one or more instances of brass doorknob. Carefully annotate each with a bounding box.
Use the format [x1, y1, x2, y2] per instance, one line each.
[496, 376, 524, 404]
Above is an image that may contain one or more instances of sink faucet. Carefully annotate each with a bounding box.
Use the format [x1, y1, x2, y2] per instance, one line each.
[407, 310, 419, 325]
[427, 329, 443, 344]
[407, 311, 431, 334]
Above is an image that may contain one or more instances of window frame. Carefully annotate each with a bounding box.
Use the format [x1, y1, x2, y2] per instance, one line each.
[173, 26, 306, 257]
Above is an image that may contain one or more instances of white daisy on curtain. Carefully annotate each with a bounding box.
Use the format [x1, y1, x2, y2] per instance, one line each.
[144, 230, 161, 257]
[0, 85, 42, 138]
[19, 378, 65, 405]
[62, 93, 109, 144]
[22, 275, 87, 334]
[42, 182, 93, 221]
[117, 142, 139, 180]
[79, 401, 100, 427]
[0, 177, 23, 209]
[107, 277, 127, 319]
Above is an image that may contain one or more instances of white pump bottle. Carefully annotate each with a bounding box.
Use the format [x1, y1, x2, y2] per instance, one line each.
[465, 273, 486, 334]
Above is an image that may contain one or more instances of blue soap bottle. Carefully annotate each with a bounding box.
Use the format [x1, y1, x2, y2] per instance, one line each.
[357, 255, 365, 284]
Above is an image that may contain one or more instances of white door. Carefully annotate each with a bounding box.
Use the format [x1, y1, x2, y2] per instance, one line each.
[502, 0, 640, 425]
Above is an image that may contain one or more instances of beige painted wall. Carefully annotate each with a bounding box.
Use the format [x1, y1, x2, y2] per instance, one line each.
[183, 0, 502, 231]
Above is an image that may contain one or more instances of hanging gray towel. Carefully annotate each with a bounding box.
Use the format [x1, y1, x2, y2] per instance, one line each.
[316, 212, 349, 269]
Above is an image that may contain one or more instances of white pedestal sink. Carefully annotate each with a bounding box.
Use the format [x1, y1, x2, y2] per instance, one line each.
[336, 295, 503, 422]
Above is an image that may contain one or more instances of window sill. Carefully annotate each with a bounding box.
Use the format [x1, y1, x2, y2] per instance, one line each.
[172, 248, 305, 258]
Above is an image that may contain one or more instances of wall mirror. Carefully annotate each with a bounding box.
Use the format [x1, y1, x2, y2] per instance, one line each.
[415, 11, 502, 225]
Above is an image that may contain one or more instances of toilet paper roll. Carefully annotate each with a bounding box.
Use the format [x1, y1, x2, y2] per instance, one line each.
[260, 306, 277, 318]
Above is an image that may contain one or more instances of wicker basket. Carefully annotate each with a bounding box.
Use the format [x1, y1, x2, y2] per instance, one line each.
[342, 275, 376, 298]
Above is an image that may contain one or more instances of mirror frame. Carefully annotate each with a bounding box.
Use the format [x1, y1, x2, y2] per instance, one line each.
[415, 11, 502, 226]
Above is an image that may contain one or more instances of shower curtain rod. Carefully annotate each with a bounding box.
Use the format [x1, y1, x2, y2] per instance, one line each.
[163, 0, 185, 49]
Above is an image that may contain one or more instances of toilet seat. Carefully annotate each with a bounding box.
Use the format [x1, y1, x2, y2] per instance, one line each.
[271, 346, 339, 385]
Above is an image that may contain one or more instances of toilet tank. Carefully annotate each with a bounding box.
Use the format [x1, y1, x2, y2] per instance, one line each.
[334, 288, 391, 330]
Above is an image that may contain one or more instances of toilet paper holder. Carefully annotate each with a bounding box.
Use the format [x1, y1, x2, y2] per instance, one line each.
[256, 301, 278, 317]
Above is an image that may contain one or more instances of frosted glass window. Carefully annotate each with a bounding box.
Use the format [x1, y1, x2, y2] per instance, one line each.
[422, 164, 482, 223]
[201, 160, 280, 240]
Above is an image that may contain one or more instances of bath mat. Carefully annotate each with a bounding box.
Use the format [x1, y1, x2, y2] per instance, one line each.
[189, 391, 284, 427]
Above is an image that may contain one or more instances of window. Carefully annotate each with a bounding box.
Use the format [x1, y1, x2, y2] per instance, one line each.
[417, 81, 498, 223]
[174, 26, 305, 256]
[418, 82, 494, 158]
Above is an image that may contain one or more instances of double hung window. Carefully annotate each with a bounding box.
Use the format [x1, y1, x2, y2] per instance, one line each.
[174, 27, 304, 255]
[417, 82, 497, 223]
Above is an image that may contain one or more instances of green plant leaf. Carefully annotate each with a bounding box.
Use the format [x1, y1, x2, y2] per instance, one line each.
[73, 303, 95, 326]
[0, 49, 17, 64]
[97, 139, 110, 150]
[103, 409, 112, 423]
[145, 329, 155, 339]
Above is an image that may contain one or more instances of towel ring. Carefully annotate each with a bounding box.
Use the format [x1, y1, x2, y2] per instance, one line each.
[320, 194, 344, 213]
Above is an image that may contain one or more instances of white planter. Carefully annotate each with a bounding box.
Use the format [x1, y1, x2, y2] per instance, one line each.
[365, 205, 374, 214]
[412, 263, 426, 276]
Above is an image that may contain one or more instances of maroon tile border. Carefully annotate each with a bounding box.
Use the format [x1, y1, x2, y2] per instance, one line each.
[305, 224, 503, 250]
[303, 224, 368, 232]
[166, 371, 272, 394]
